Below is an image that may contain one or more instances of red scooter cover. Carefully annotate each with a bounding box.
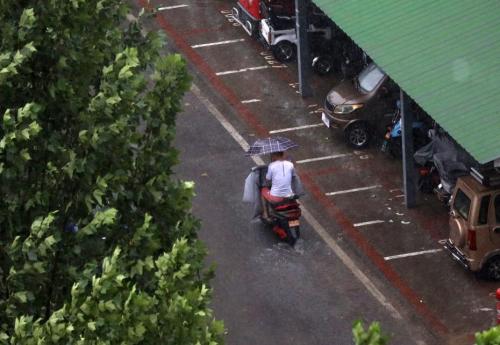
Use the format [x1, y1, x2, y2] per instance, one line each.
[238, 0, 261, 20]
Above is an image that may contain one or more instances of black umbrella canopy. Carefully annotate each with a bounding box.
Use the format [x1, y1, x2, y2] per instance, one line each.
[246, 136, 298, 156]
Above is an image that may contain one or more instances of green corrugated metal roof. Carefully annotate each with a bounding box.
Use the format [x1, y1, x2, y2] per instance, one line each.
[313, 0, 500, 164]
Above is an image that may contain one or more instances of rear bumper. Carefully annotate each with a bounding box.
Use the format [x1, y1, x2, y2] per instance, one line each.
[443, 239, 470, 270]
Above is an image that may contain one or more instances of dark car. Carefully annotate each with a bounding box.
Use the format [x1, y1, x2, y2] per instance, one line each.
[321, 63, 399, 148]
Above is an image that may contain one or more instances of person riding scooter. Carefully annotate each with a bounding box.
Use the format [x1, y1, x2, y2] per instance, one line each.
[261, 151, 296, 221]
[243, 136, 303, 245]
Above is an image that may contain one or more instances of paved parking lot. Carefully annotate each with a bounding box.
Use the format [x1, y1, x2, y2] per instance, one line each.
[134, 0, 499, 343]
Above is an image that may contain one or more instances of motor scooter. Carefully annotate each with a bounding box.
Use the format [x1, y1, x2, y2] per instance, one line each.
[381, 100, 428, 158]
[244, 165, 302, 246]
[260, 4, 330, 63]
[338, 41, 371, 80]
[232, 0, 294, 37]
[413, 128, 472, 206]
[311, 34, 339, 76]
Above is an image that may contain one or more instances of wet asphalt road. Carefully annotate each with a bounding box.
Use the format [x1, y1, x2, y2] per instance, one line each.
[132, 0, 500, 344]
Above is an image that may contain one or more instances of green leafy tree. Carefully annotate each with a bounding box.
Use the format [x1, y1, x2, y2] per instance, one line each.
[352, 321, 388, 345]
[476, 325, 500, 345]
[0, 1, 223, 343]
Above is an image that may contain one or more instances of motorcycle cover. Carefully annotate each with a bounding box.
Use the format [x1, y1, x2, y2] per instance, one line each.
[414, 130, 476, 193]
[243, 169, 305, 217]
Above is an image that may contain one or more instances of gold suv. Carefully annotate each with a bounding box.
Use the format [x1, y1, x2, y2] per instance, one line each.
[445, 172, 500, 279]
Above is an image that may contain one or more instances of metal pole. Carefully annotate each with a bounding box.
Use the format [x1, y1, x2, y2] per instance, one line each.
[401, 89, 416, 208]
[295, 0, 312, 97]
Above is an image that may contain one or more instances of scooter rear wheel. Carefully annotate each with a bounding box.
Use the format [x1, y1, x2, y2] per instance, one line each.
[286, 226, 300, 246]
[272, 41, 296, 63]
[312, 56, 334, 75]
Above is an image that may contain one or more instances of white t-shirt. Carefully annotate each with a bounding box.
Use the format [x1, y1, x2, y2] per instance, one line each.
[266, 160, 295, 197]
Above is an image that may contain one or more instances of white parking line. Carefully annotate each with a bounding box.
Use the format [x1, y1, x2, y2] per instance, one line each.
[296, 153, 351, 164]
[353, 220, 385, 227]
[384, 249, 443, 261]
[191, 38, 245, 49]
[241, 99, 261, 104]
[326, 185, 382, 196]
[216, 65, 270, 76]
[158, 4, 188, 11]
[191, 84, 401, 320]
[269, 123, 324, 134]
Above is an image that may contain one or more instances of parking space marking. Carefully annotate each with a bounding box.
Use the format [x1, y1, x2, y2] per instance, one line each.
[191, 38, 245, 49]
[241, 99, 261, 104]
[158, 4, 188, 11]
[384, 249, 443, 261]
[216, 65, 270, 76]
[326, 185, 382, 196]
[296, 153, 351, 164]
[269, 123, 324, 134]
[353, 220, 385, 227]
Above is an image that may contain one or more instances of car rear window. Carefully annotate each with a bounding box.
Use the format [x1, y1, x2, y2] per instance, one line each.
[358, 64, 385, 93]
[454, 189, 471, 220]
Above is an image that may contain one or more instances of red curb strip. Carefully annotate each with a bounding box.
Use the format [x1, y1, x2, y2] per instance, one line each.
[138, 1, 449, 337]
[300, 172, 449, 335]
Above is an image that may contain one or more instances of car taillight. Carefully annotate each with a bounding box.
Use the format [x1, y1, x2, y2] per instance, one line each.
[467, 229, 477, 251]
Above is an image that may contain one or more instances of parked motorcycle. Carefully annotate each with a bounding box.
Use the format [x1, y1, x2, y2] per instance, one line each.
[260, 4, 330, 63]
[338, 40, 371, 80]
[311, 34, 339, 76]
[232, 0, 294, 37]
[243, 165, 302, 246]
[381, 100, 428, 158]
[413, 128, 474, 205]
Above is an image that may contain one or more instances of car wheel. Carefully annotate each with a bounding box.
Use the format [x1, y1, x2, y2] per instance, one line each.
[272, 41, 296, 63]
[482, 256, 500, 280]
[345, 122, 370, 148]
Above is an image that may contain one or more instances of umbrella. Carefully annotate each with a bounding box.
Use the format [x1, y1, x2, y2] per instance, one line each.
[246, 136, 298, 156]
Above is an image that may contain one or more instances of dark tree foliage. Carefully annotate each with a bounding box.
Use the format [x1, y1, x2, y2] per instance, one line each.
[0, 1, 223, 343]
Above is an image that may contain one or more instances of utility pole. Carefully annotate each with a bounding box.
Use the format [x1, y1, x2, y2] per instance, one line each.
[295, 0, 312, 97]
[401, 89, 416, 208]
